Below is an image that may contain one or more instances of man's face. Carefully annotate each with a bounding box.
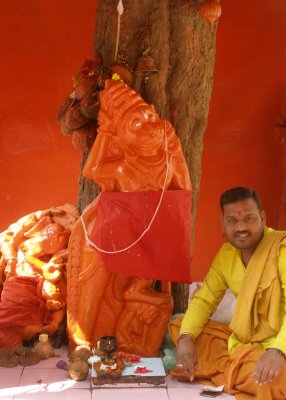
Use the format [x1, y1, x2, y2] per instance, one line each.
[222, 198, 266, 253]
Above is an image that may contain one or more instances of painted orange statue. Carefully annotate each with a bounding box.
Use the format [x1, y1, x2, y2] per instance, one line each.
[115, 279, 174, 357]
[0, 204, 79, 347]
[67, 79, 192, 356]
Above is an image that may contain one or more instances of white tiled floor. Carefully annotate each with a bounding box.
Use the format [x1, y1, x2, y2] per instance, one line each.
[0, 347, 234, 400]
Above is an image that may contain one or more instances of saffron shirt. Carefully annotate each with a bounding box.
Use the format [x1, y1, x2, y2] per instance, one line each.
[180, 227, 286, 355]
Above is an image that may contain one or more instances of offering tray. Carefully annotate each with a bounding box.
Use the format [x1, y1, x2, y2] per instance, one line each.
[90, 356, 166, 388]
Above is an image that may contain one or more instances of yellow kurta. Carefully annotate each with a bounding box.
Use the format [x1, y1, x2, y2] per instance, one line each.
[180, 227, 286, 355]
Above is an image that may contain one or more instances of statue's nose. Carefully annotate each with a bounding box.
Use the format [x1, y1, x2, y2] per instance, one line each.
[145, 121, 161, 131]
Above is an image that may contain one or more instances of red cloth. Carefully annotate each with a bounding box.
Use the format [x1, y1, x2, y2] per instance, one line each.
[90, 190, 192, 283]
[0, 276, 51, 347]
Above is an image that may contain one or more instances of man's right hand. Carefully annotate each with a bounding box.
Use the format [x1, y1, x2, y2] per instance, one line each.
[176, 336, 198, 381]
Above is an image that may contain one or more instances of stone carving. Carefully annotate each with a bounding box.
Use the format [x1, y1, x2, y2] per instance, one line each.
[67, 79, 191, 356]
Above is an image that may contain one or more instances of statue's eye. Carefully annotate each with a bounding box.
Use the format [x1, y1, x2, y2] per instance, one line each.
[148, 113, 156, 122]
[131, 118, 142, 129]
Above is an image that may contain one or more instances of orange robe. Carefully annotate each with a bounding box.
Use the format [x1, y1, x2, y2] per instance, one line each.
[170, 319, 286, 400]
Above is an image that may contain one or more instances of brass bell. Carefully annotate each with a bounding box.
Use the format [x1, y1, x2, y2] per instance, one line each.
[135, 52, 159, 76]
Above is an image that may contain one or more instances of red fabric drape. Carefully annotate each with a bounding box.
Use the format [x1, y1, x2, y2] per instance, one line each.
[0, 276, 51, 347]
[90, 190, 192, 283]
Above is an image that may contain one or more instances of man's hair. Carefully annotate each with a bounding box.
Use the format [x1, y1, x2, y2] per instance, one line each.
[220, 187, 262, 212]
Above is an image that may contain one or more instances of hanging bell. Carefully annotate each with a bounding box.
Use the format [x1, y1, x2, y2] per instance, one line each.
[135, 53, 159, 77]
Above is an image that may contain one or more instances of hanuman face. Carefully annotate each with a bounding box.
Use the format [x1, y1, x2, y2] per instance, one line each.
[120, 105, 165, 157]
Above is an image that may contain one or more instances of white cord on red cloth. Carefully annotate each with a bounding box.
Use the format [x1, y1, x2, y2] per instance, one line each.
[80, 121, 170, 254]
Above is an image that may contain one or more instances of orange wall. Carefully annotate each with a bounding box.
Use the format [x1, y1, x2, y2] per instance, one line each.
[192, 0, 286, 279]
[0, 0, 98, 231]
[0, 1, 285, 282]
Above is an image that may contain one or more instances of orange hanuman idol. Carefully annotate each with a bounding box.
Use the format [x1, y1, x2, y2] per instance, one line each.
[67, 80, 192, 356]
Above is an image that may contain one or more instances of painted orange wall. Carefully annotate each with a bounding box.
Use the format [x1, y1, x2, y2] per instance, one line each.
[192, 0, 286, 279]
[0, 0, 98, 231]
[0, 1, 285, 283]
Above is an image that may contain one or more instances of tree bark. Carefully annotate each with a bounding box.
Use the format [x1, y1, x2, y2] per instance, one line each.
[77, 0, 218, 313]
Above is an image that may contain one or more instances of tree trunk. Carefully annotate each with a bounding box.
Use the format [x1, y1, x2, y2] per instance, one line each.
[77, 0, 218, 313]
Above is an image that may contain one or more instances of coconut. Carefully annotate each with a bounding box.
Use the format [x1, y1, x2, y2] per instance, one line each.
[68, 358, 89, 381]
[0, 349, 18, 368]
[69, 345, 92, 362]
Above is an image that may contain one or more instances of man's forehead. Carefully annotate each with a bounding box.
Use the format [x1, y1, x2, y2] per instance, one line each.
[223, 199, 259, 215]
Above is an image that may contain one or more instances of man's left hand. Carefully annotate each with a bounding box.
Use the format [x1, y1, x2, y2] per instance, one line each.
[252, 348, 285, 385]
